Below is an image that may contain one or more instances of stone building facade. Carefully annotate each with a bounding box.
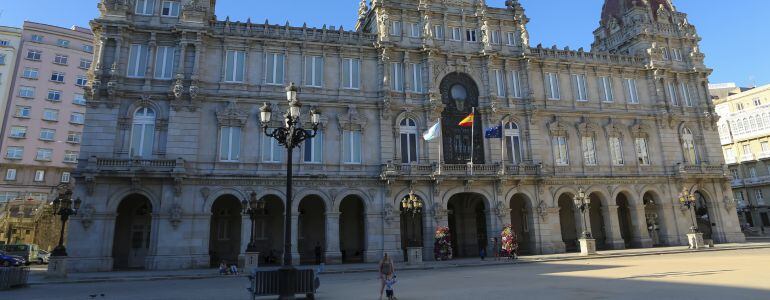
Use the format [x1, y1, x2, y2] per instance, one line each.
[66, 0, 744, 272]
[714, 84, 770, 233]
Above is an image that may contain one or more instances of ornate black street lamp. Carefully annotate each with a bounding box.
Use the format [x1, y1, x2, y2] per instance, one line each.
[401, 190, 423, 247]
[242, 191, 265, 253]
[678, 187, 699, 233]
[50, 184, 82, 257]
[572, 188, 592, 239]
[259, 82, 321, 299]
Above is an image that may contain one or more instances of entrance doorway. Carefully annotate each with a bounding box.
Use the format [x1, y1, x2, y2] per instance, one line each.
[616, 193, 634, 248]
[112, 194, 152, 269]
[447, 193, 487, 258]
[694, 191, 713, 240]
[298, 195, 326, 265]
[588, 194, 607, 250]
[209, 195, 242, 267]
[400, 195, 424, 261]
[339, 195, 365, 263]
[258, 195, 284, 266]
[558, 193, 578, 252]
[509, 194, 533, 255]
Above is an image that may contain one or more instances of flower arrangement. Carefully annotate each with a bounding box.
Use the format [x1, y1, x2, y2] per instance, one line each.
[434, 226, 453, 261]
[500, 224, 518, 258]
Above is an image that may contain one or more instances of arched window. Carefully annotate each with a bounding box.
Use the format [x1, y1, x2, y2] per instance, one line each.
[681, 127, 698, 164]
[130, 107, 156, 157]
[399, 118, 418, 163]
[504, 122, 523, 164]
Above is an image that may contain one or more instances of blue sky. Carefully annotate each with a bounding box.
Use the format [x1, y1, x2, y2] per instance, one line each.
[0, 0, 767, 87]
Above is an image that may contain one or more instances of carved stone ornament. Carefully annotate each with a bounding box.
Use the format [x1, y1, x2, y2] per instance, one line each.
[337, 105, 368, 131]
[722, 197, 737, 210]
[79, 204, 96, 230]
[548, 118, 570, 137]
[169, 203, 183, 229]
[200, 187, 211, 199]
[216, 101, 248, 127]
[85, 176, 96, 196]
[382, 203, 396, 225]
[172, 74, 185, 100]
[98, 0, 130, 16]
[536, 200, 548, 221]
[494, 201, 510, 219]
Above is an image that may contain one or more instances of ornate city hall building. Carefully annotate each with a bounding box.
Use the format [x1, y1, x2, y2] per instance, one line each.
[66, 0, 745, 271]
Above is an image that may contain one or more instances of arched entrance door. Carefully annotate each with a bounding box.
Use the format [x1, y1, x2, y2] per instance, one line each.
[112, 194, 152, 269]
[588, 193, 607, 250]
[209, 195, 242, 267]
[694, 191, 713, 240]
[258, 195, 284, 265]
[616, 193, 634, 248]
[440, 72, 484, 164]
[339, 195, 365, 263]
[448, 193, 487, 257]
[643, 192, 664, 246]
[557, 194, 578, 252]
[399, 194, 424, 261]
[509, 194, 533, 255]
[298, 195, 326, 265]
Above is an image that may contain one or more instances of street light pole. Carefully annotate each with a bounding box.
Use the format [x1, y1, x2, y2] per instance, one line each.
[242, 191, 264, 253]
[259, 83, 321, 299]
[401, 191, 423, 247]
[50, 184, 82, 257]
[573, 188, 592, 239]
[678, 187, 699, 233]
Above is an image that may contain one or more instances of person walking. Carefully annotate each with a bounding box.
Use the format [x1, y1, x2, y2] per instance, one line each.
[314, 242, 323, 265]
[378, 253, 395, 300]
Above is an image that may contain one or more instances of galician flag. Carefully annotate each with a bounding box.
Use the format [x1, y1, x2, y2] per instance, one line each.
[423, 120, 441, 141]
[458, 113, 474, 127]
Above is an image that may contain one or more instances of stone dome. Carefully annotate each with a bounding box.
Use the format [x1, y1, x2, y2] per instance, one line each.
[600, 0, 674, 24]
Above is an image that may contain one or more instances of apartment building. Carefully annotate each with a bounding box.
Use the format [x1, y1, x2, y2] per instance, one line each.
[0, 26, 23, 151]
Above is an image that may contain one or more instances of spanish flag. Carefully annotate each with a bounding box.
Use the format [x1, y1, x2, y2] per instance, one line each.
[458, 113, 474, 127]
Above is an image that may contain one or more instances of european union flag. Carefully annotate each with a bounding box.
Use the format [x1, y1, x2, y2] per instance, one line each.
[485, 125, 503, 139]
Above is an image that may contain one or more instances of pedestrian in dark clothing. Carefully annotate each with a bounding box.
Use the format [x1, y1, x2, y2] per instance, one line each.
[314, 242, 323, 265]
[480, 247, 486, 261]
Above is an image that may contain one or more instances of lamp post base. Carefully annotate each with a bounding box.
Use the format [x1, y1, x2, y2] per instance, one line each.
[243, 252, 260, 272]
[46, 256, 68, 278]
[578, 238, 597, 256]
[406, 247, 424, 265]
[687, 232, 705, 250]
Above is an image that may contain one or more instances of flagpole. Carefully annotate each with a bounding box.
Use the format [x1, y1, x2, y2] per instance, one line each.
[437, 118, 442, 175]
[500, 119, 505, 175]
[470, 107, 475, 166]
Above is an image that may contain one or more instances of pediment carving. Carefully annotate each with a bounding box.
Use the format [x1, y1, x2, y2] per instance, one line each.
[216, 101, 248, 127]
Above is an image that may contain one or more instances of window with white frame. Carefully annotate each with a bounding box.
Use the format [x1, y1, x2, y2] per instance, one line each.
[433, 25, 444, 39]
[262, 136, 283, 163]
[127, 44, 149, 77]
[756, 189, 765, 205]
[750, 167, 757, 178]
[265, 53, 285, 85]
[19, 86, 35, 98]
[391, 62, 404, 92]
[5, 169, 17, 181]
[54, 54, 68, 65]
[70, 112, 85, 124]
[22, 68, 38, 79]
[303, 131, 323, 163]
[60, 172, 71, 183]
[399, 118, 418, 164]
[465, 29, 477, 42]
[546, 72, 560, 100]
[82, 44, 94, 53]
[154, 46, 175, 79]
[599, 76, 614, 102]
[304, 56, 323, 87]
[624, 78, 638, 104]
[409, 23, 421, 38]
[553, 135, 569, 165]
[581, 136, 597, 166]
[661, 47, 669, 60]
[342, 58, 360, 89]
[672, 48, 683, 61]
[64, 151, 79, 163]
[76, 76, 88, 86]
[57, 39, 70, 48]
[73, 94, 86, 105]
[343, 130, 362, 164]
[682, 128, 698, 164]
[161, 1, 180, 17]
[609, 136, 624, 165]
[668, 82, 679, 106]
[743, 144, 751, 156]
[450, 27, 461, 41]
[50, 71, 65, 83]
[47, 90, 61, 102]
[130, 107, 156, 157]
[135, 0, 155, 15]
[218, 126, 241, 162]
[35, 148, 53, 161]
[9, 126, 27, 138]
[26, 50, 41, 61]
[31, 34, 43, 42]
[67, 131, 82, 144]
[34, 170, 45, 182]
[411, 63, 423, 93]
[390, 21, 402, 36]
[506, 31, 517, 46]
[0, 54, 5, 65]
[39, 128, 55, 141]
[15, 106, 31, 118]
[490, 30, 501, 44]
[505, 122, 523, 164]
[225, 50, 245, 82]
[635, 137, 650, 165]
[680, 82, 692, 107]
[79, 58, 92, 69]
[42, 109, 59, 121]
[572, 74, 588, 101]
[762, 141, 770, 153]
[493, 69, 505, 97]
[510, 70, 522, 98]
[6, 147, 23, 159]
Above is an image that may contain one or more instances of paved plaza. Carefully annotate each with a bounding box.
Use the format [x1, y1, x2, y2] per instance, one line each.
[3, 247, 770, 300]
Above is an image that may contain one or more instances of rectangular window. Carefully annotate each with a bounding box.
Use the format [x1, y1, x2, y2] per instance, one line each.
[581, 136, 597, 166]
[433, 25, 444, 39]
[265, 53, 285, 85]
[342, 58, 360, 89]
[73, 94, 87, 105]
[494, 69, 505, 97]
[15, 106, 31, 118]
[411, 63, 423, 93]
[79, 58, 92, 69]
[546, 72, 560, 100]
[304, 56, 324, 87]
[225, 50, 246, 83]
[82, 44, 94, 53]
[343, 130, 362, 164]
[0, 40, 7, 47]
[391, 62, 404, 92]
[5, 169, 17, 181]
[39, 128, 55, 141]
[35, 148, 53, 161]
[161, 1, 180, 17]
[505, 132, 523, 164]
[754, 98, 762, 106]
[154, 46, 175, 79]
[624, 78, 639, 104]
[609, 137, 624, 165]
[600, 76, 614, 102]
[19, 86, 35, 98]
[219, 127, 241, 162]
[743, 144, 751, 155]
[668, 82, 679, 106]
[56, 39, 70, 48]
[6, 147, 23, 159]
[67, 132, 82, 144]
[50, 71, 65, 83]
[661, 47, 669, 60]
[400, 130, 418, 164]
[127, 44, 149, 77]
[9, 126, 27, 138]
[554, 136, 569, 165]
[304, 132, 323, 163]
[635, 138, 650, 165]
[47, 90, 62, 101]
[262, 136, 283, 163]
[409, 23, 421, 38]
[135, 0, 155, 15]
[750, 167, 757, 178]
[75, 76, 88, 86]
[506, 31, 517, 46]
[43, 109, 59, 121]
[681, 82, 693, 107]
[731, 169, 739, 179]
[450, 27, 461, 41]
[490, 30, 501, 44]
[672, 48, 682, 61]
[510, 70, 522, 98]
[26, 50, 42, 61]
[60, 172, 71, 183]
[70, 112, 85, 124]
[756, 190, 764, 203]
[465, 29, 477, 42]
[390, 21, 402, 36]
[572, 74, 588, 101]
[54, 54, 68, 65]
[31, 35, 43, 42]
[22, 68, 39, 79]
[0, 54, 5, 64]
[34, 170, 45, 182]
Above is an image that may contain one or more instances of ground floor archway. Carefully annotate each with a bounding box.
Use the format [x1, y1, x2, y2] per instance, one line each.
[339, 195, 365, 263]
[616, 193, 634, 248]
[448, 193, 488, 258]
[509, 194, 533, 255]
[588, 193, 607, 250]
[400, 194, 425, 261]
[643, 192, 665, 246]
[258, 195, 285, 265]
[695, 191, 713, 240]
[298, 195, 326, 265]
[558, 193, 578, 252]
[112, 194, 153, 270]
[208, 195, 242, 267]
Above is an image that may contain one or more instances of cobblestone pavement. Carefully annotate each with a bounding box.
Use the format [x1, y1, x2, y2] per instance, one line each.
[4, 248, 770, 300]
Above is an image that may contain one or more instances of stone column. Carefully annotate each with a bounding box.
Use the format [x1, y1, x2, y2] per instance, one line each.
[324, 212, 342, 264]
[365, 212, 385, 263]
[602, 205, 625, 250]
[535, 207, 565, 254]
[629, 205, 653, 248]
